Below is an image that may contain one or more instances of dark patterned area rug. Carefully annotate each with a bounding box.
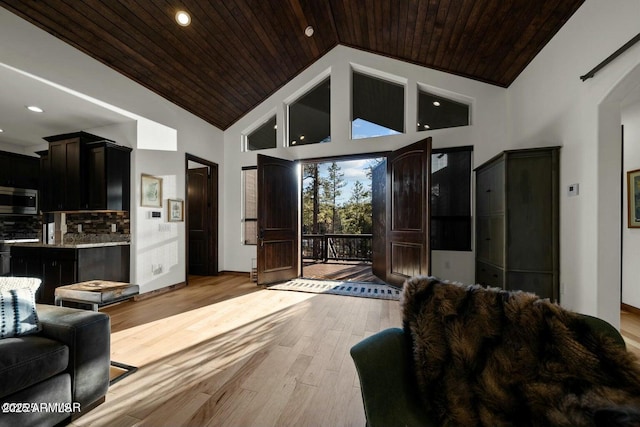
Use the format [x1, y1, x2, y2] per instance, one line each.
[267, 278, 401, 300]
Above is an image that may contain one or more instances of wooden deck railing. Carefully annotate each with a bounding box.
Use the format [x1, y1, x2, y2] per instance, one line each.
[302, 234, 372, 262]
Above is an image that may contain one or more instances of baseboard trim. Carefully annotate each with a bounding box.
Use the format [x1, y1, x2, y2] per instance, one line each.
[219, 270, 251, 277]
[622, 303, 640, 315]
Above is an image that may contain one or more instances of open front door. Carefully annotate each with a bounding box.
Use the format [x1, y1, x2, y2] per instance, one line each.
[257, 155, 299, 285]
[374, 137, 432, 287]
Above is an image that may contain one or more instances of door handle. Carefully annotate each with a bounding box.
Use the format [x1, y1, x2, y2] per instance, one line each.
[258, 228, 264, 247]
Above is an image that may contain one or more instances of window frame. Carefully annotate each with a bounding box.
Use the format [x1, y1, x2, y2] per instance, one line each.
[244, 115, 277, 152]
[286, 76, 331, 147]
[351, 68, 406, 140]
[417, 83, 472, 132]
[242, 166, 257, 245]
[430, 146, 473, 252]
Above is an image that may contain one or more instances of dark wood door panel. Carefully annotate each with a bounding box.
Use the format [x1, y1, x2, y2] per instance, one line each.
[506, 155, 554, 271]
[257, 155, 298, 285]
[188, 167, 209, 276]
[261, 164, 294, 230]
[389, 243, 424, 279]
[391, 151, 425, 232]
[506, 271, 555, 300]
[385, 137, 432, 287]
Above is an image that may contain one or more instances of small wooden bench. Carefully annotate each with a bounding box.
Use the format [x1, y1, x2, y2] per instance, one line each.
[54, 280, 139, 311]
[54, 280, 140, 385]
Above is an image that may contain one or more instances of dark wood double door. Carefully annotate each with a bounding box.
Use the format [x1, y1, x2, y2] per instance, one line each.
[256, 138, 432, 287]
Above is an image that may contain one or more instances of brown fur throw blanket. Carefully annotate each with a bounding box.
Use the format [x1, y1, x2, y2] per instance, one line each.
[401, 276, 640, 427]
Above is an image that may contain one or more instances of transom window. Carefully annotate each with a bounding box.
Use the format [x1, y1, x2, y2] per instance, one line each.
[246, 116, 276, 151]
[418, 90, 469, 131]
[288, 77, 331, 146]
[352, 71, 404, 139]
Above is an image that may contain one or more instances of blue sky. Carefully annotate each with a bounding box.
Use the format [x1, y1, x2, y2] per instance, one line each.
[310, 118, 392, 204]
[317, 157, 383, 205]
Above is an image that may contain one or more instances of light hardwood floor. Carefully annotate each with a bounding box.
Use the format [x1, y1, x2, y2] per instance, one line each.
[71, 274, 399, 427]
[621, 308, 640, 358]
[70, 273, 640, 426]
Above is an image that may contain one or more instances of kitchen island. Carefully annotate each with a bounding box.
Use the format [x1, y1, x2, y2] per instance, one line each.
[10, 241, 130, 304]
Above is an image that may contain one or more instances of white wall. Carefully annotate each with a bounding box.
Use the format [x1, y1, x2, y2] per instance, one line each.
[224, 45, 510, 285]
[0, 8, 224, 294]
[622, 99, 640, 308]
[0, 142, 39, 156]
[508, 0, 640, 327]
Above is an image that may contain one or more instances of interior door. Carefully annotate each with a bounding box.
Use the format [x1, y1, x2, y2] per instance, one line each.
[383, 137, 432, 287]
[257, 155, 299, 285]
[188, 167, 210, 275]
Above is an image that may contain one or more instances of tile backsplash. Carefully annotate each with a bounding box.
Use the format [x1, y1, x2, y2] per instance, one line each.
[63, 211, 130, 243]
[0, 215, 40, 239]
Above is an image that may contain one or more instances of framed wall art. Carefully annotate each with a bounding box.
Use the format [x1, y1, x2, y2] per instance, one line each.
[141, 174, 163, 207]
[168, 199, 184, 222]
[628, 169, 640, 228]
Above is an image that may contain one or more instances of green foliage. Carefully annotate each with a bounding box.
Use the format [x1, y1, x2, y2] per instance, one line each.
[341, 181, 372, 234]
[303, 162, 372, 235]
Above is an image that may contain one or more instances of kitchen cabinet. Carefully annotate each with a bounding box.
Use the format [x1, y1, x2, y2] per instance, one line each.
[0, 150, 40, 189]
[36, 150, 50, 212]
[41, 248, 77, 304]
[40, 132, 131, 212]
[48, 137, 82, 210]
[10, 244, 130, 304]
[475, 147, 559, 301]
[87, 141, 132, 210]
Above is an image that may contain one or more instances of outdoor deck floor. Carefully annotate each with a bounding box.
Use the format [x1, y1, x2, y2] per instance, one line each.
[301, 260, 385, 283]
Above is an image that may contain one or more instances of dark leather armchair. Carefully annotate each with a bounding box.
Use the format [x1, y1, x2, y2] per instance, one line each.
[350, 314, 627, 427]
[0, 304, 111, 427]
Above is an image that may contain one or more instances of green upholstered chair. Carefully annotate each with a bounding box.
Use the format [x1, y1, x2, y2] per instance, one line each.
[350, 314, 626, 427]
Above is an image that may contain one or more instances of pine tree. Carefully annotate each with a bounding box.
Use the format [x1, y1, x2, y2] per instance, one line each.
[322, 162, 346, 233]
[342, 180, 372, 234]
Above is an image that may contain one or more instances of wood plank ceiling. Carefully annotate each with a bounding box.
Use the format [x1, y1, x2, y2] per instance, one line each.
[0, 0, 584, 130]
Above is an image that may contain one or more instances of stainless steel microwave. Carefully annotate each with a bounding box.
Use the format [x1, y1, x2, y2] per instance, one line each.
[0, 186, 38, 215]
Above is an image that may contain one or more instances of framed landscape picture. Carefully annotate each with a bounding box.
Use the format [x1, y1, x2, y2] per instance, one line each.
[141, 174, 162, 207]
[628, 169, 640, 228]
[168, 199, 184, 222]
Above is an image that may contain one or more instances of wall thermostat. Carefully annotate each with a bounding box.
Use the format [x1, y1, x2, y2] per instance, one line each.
[568, 183, 579, 197]
[151, 211, 162, 218]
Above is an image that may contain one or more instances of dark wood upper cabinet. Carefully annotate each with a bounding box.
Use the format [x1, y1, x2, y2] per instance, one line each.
[48, 137, 82, 210]
[39, 132, 132, 212]
[0, 151, 40, 189]
[87, 142, 132, 211]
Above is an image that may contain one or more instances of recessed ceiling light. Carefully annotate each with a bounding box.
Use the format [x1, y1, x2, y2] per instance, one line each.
[433, 101, 441, 107]
[304, 26, 314, 37]
[26, 106, 44, 113]
[291, 140, 297, 145]
[0, 128, 4, 133]
[424, 124, 430, 129]
[299, 135, 305, 140]
[175, 10, 191, 26]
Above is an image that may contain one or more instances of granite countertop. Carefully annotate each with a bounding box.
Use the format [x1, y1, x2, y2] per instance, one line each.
[9, 241, 130, 249]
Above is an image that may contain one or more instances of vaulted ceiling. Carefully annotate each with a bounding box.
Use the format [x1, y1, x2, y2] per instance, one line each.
[0, 0, 584, 130]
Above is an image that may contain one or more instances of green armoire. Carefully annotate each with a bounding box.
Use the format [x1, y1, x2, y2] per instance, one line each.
[475, 147, 560, 301]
